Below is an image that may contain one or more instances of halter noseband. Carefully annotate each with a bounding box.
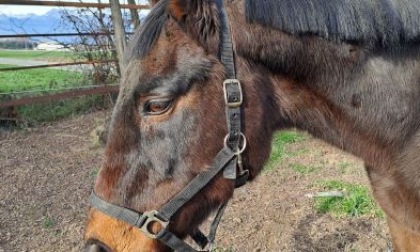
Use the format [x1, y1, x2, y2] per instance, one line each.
[90, 1, 248, 251]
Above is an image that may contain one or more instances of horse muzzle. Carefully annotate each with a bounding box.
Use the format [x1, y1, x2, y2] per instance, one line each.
[84, 209, 169, 252]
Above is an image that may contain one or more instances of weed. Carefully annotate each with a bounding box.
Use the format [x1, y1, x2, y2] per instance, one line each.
[290, 163, 317, 174]
[264, 130, 305, 171]
[43, 216, 55, 229]
[89, 167, 100, 178]
[314, 180, 384, 218]
[338, 162, 352, 174]
[274, 130, 305, 144]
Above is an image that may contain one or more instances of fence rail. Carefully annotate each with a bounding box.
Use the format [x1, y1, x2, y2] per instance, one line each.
[0, 60, 117, 71]
[0, 85, 119, 108]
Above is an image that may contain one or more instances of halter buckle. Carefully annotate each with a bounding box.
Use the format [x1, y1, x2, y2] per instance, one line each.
[223, 79, 243, 107]
[139, 210, 169, 239]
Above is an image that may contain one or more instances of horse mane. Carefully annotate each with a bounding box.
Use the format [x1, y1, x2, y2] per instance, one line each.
[245, 0, 420, 48]
[127, 0, 420, 58]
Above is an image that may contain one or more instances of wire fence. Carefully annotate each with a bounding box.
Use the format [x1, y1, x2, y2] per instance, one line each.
[0, 60, 118, 71]
[0, 1, 148, 114]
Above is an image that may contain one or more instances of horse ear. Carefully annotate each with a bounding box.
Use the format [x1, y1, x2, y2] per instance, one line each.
[168, 0, 189, 21]
[168, 0, 220, 53]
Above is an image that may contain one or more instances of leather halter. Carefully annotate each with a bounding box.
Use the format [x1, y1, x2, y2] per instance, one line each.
[90, 1, 248, 251]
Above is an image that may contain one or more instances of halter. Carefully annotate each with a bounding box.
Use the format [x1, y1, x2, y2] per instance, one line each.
[90, 1, 248, 251]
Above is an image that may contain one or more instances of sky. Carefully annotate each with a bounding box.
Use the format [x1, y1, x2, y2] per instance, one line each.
[0, 0, 149, 16]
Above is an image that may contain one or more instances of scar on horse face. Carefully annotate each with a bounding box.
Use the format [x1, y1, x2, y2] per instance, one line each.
[84, 0, 420, 251]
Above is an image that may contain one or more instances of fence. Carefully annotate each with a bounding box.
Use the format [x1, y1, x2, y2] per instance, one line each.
[0, 1, 149, 111]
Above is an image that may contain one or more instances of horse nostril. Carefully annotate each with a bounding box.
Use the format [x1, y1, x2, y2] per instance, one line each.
[84, 240, 112, 252]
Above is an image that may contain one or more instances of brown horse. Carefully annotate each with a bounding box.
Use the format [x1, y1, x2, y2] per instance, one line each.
[84, 0, 420, 251]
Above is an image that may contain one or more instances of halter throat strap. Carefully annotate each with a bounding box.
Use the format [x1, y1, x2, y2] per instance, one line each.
[90, 1, 247, 251]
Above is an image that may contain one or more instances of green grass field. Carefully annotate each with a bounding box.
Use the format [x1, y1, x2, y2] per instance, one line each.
[0, 64, 85, 93]
[0, 50, 79, 61]
[0, 49, 114, 62]
[0, 64, 13, 69]
[0, 64, 111, 124]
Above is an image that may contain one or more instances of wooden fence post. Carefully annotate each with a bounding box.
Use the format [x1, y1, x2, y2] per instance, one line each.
[109, 0, 127, 72]
[127, 0, 140, 28]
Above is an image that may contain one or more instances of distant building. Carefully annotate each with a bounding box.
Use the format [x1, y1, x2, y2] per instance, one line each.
[34, 42, 67, 51]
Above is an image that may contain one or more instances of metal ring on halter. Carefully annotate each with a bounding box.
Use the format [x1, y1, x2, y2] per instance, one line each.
[223, 132, 247, 155]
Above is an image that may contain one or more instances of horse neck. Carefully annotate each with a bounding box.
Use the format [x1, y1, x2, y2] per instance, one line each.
[228, 2, 395, 166]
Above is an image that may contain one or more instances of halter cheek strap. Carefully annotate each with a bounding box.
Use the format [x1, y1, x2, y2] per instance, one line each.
[90, 0, 248, 251]
[91, 147, 237, 252]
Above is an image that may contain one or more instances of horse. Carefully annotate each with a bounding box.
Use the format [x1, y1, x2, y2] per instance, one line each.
[84, 0, 420, 251]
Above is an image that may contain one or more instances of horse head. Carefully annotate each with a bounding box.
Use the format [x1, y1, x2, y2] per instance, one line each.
[84, 0, 275, 251]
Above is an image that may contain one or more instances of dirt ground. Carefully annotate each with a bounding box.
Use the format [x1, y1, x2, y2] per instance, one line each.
[0, 110, 391, 252]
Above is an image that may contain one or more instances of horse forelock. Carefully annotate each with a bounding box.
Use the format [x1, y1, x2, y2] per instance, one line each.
[125, 0, 169, 62]
[245, 0, 420, 48]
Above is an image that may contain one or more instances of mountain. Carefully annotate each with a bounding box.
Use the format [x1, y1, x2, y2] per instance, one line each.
[0, 8, 149, 44]
[0, 9, 69, 37]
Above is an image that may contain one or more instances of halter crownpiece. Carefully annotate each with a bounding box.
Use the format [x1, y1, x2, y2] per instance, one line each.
[90, 0, 248, 251]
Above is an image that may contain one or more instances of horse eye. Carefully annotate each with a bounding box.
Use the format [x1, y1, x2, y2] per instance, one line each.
[144, 98, 173, 115]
